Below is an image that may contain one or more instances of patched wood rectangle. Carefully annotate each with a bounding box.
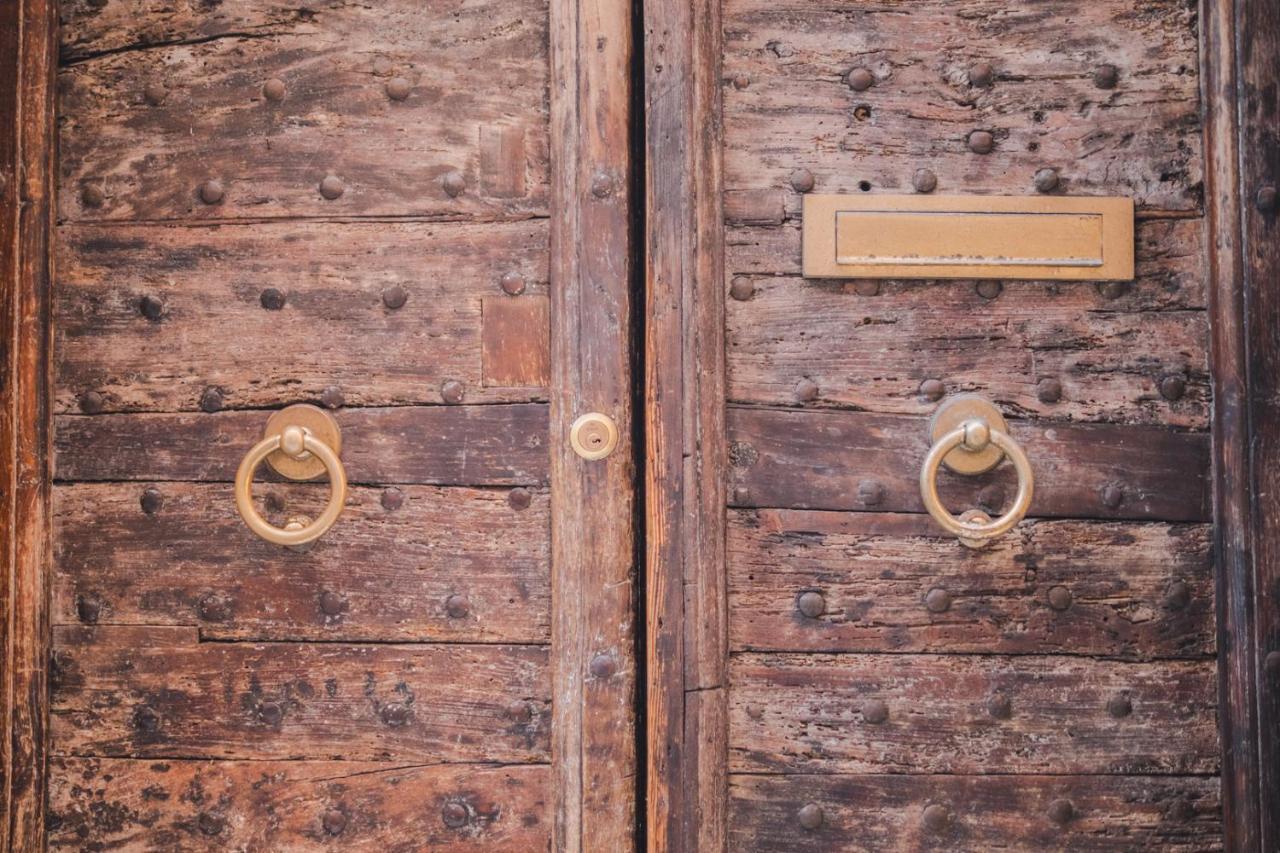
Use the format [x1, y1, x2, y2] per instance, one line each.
[58, 0, 549, 222]
[729, 653, 1218, 775]
[728, 407, 1209, 522]
[51, 625, 549, 762]
[729, 774, 1221, 851]
[482, 296, 551, 387]
[55, 404, 548, 485]
[728, 510, 1213, 658]
[49, 757, 549, 850]
[54, 483, 549, 643]
[55, 221, 549, 414]
[723, 0, 1201, 212]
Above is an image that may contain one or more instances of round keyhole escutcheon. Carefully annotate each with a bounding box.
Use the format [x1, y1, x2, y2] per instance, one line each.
[569, 412, 620, 461]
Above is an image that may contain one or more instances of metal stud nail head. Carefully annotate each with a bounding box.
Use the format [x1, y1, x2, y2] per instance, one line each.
[846, 67, 874, 91]
[140, 294, 164, 321]
[857, 479, 885, 506]
[442, 802, 469, 829]
[382, 284, 408, 309]
[968, 130, 995, 154]
[919, 378, 945, 401]
[319, 175, 345, 200]
[385, 77, 412, 101]
[199, 387, 224, 413]
[795, 377, 819, 402]
[319, 590, 345, 616]
[320, 385, 344, 409]
[143, 83, 168, 106]
[977, 484, 1006, 513]
[733, 73, 750, 90]
[500, 271, 526, 296]
[322, 809, 347, 836]
[1100, 483, 1125, 509]
[986, 692, 1012, 719]
[975, 281, 1002, 300]
[1159, 374, 1186, 402]
[1034, 168, 1060, 193]
[262, 78, 287, 102]
[853, 280, 880, 297]
[1093, 64, 1120, 90]
[913, 168, 938, 194]
[197, 813, 224, 837]
[381, 703, 411, 726]
[441, 380, 465, 405]
[922, 804, 951, 832]
[1047, 799, 1075, 825]
[1097, 281, 1127, 300]
[797, 591, 825, 619]
[140, 487, 164, 515]
[445, 594, 470, 619]
[862, 698, 889, 724]
[1037, 377, 1063, 404]
[968, 62, 995, 88]
[260, 288, 286, 310]
[199, 180, 224, 205]
[925, 587, 952, 613]
[1256, 185, 1278, 213]
[1106, 694, 1132, 718]
[729, 276, 754, 301]
[589, 652, 616, 679]
[77, 593, 103, 624]
[381, 487, 404, 511]
[797, 803, 824, 831]
[81, 184, 106, 208]
[196, 593, 229, 622]
[508, 487, 532, 510]
[790, 168, 815, 193]
[507, 700, 534, 723]
[442, 170, 466, 198]
[79, 390, 106, 414]
[1165, 580, 1190, 611]
[133, 705, 160, 733]
[591, 172, 615, 198]
[1047, 585, 1073, 612]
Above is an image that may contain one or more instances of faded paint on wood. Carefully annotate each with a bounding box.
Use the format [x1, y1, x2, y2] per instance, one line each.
[728, 406, 1210, 521]
[54, 483, 549, 643]
[58, 0, 549, 222]
[730, 652, 1218, 775]
[722, 0, 1202, 212]
[52, 626, 550, 763]
[729, 774, 1222, 851]
[729, 510, 1213, 658]
[56, 221, 550, 413]
[481, 296, 551, 388]
[48, 757, 549, 850]
[55, 404, 549, 485]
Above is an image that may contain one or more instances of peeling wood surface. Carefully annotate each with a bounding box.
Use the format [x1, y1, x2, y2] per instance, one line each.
[56, 220, 550, 413]
[729, 652, 1218, 775]
[729, 510, 1213, 658]
[54, 404, 549, 485]
[58, 0, 549, 222]
[729, 774, 1222, 851]
[51, 625, 550, 763]
[728, 406, 1210, 521]
[722, 0, 1202, 212]
[48, 757, 549, 851]
[54, 483, 549, 643]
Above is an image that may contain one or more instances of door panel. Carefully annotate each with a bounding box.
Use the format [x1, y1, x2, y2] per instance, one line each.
[47, 0, 634, 849]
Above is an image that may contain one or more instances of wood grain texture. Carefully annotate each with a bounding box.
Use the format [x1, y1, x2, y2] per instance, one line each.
[0, 0, 57, 848]
[725, 221, 1209, 428]
[729, 652, 1218, 775]
[54, 404, 548, 485]
[547, 0, 637, 848]
[729, 510, 1213, 658]
[729, 774, 1222, 851]
[644, 0, 729, 848]
[728, 406, 1210, 522]
[54, 483, 549, 643]
[722, 0, 1202, 212]
[58, 0, 549, 222]
[51, 625, 549, 763]
[48, 757, 549, 851]
[56, 220, 549, 413]
[481, 296, 551, 388]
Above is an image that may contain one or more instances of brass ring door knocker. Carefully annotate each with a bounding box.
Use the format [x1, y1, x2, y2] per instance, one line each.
[235, 404, 347, 546]
[919, 395, 1034, 548]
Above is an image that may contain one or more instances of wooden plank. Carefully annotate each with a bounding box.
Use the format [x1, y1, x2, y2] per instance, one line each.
[53, 483, 549, 643]
[729, 652, 1218, 775]
[58, 0, 548, 222]
[55, 220, 549, 413]
[54, 404, 549, 485]
[481, 296, 551, 388]
[729, 510, 1214, 658]
[51, 625, 550, 763]
[727, 407, 1210, 522]
[729, 774, 1222, 851]
[722, 0, 1202, 212]
[644, 0, 729, 848]
[548, 0, 637, 846]
[48, 757, 549, 850]
[0, 0, 57, 848]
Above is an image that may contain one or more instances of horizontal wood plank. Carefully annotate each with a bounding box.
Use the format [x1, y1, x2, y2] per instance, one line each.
[729, 652, 1218, 775]
[729, 773, 1221, 851]
[48, 757, 548, 850]
[54, 404, 549, 485]
[58, 0, 548, 221]
[728, 407, 1210, 521]
[729, 510, 1213, 658]
[722, 0, 1202, 211]
[54, 483, 549, 643]
[51, 626, 550, 763]
[56, 221, 549, 413]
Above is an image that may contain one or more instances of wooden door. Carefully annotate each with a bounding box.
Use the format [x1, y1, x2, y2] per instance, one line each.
[21, 0, 636, 849]
[642, 0, 1277, 850]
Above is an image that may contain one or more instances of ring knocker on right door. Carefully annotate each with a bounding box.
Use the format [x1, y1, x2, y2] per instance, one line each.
[919, 395, 1035, 548]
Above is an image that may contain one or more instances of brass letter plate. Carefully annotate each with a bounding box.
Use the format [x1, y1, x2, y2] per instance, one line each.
[802, 194, 1134, 281]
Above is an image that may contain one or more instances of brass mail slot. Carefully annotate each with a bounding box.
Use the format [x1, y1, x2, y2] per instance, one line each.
[802, 194, 1134, 281]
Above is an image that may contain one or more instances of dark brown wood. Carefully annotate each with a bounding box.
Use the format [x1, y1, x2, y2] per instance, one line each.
[48, 758, 550, 850]
[52, 625, 550, 762]
[57, 0, 549, 223]
[56, 220, 550, 413]
[0, 0, 57, 848]
[730, 774, 1222, 851]
[54, 405, 549, 485]
[547, 0, 637, 848]
[730, 652, 1218, 775]
[54, 483, 549, 642]
[730, 510, 1213, 658]
[729, 407, 1210, 521]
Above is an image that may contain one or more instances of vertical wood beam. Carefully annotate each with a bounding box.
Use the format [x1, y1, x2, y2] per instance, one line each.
[644, 0, 727, 850]
[549, 0, 638, 850]
[0, 0, 56, 849]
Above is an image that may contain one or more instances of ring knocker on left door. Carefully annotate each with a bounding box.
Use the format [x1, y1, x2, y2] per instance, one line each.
[235, 404, 347, 547]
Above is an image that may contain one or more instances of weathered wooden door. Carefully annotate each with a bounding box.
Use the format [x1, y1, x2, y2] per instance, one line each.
[34, 0, 636, 849]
